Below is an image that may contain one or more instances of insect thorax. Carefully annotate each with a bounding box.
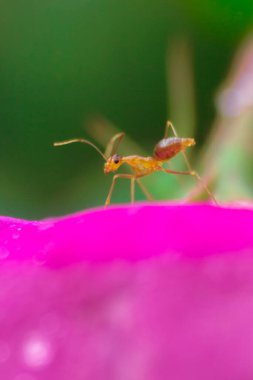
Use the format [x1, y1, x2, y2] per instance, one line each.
[124, 156, 159, 175]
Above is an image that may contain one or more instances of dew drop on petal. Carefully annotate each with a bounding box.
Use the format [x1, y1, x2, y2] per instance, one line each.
[33, 242, 54, 265]
[22, 335, 54, 368]
[9, 225, 22, 241]
[33, 252, 47, 266]
[38, 222, 55, 231]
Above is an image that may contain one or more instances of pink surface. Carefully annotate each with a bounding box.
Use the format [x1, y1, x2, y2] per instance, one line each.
[0, 203, 253, 379]
[0, 203, 253, 266]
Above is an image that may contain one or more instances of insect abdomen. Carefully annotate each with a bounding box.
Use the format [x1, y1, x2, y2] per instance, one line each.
[153, 137, 195, 161]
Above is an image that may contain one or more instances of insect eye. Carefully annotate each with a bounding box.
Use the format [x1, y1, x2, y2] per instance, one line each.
[112, 154, 121, 164]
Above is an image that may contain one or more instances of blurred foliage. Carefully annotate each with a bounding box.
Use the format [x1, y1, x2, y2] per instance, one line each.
[0, 0, 253, 218]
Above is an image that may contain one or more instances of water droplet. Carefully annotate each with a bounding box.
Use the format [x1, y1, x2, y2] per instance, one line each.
[0, 247, 10, 259]
[22, 335, 54, 368]
[38, 222, 55, 231]
[33, 252, 47, 266]
[33, 242, 55, 265]
[10, 225, 22, 240]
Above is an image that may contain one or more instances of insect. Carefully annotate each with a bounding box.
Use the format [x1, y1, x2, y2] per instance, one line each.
[54, 121, 217, 206]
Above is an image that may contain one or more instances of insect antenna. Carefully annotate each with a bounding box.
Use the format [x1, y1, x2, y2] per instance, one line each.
[104, 132, 125, 158]
[53, 138, 106, 160]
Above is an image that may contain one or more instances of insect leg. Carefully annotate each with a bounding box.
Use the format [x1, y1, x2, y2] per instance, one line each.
[187, 171, 218, 205]
[136, 179, 154, 201]
[165, 120, 200, 173]
[162, 168, 195, 175]
[131, 177, 135, 204]
[164, 121, 218, 204]
[105, 174, 136, 206]
[161, 167, 218, 205]
[164, 121, 193, 172]
[164, 120, 176, 138]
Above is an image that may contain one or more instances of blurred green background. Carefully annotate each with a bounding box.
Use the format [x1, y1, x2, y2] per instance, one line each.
[1, 0, 253, 218]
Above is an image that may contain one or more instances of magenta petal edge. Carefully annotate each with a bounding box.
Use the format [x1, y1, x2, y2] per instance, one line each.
[0, 202, 253, 267]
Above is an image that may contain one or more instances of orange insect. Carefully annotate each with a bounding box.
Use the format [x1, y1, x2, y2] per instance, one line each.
[54, 121, 217, 206]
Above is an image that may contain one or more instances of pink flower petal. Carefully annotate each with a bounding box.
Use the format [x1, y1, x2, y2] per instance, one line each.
[0, 203, 252, 380]
[1, 203, 253, 266]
